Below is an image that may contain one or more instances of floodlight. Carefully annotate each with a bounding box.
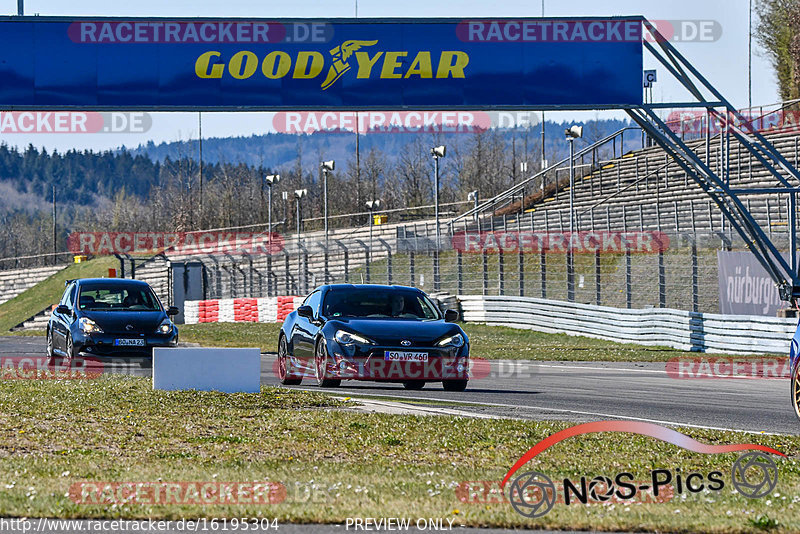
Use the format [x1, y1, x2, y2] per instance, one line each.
[565, 125, 583, 139]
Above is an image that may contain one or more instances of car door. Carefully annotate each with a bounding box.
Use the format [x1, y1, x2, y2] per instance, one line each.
[52, 283, 76, 352]
[292, 290, 321, 364]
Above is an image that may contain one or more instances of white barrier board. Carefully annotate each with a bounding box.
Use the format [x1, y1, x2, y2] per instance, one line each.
[153, 348, 261, 393]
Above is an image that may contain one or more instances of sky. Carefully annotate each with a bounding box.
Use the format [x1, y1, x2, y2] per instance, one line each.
[0, 0, 778, 153]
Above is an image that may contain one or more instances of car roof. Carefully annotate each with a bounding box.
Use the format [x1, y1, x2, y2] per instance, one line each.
[320, 284, 423, 293]
[73, 278, 150, 287]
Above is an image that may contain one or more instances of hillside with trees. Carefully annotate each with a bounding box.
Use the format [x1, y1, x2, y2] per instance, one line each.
[0, 118, 634, 264]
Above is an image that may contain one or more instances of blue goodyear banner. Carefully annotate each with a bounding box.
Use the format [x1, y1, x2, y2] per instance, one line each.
[0, 17, 643, 109]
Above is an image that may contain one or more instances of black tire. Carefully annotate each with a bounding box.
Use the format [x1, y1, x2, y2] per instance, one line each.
[314, 340, 340, 388]
[792, 361, 800, 421]
[45, 328, 56, 364]
[443, 379, 468, 392]
[403, 380, 426, 390]
[278, 336, 302, 386]
[64, 334, 77, 364]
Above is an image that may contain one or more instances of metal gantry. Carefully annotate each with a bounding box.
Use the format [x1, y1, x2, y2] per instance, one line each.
[449, 17, 800, 305]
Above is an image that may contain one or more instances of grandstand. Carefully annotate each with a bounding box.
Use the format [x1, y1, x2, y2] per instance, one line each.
[454, 127, 800, 245]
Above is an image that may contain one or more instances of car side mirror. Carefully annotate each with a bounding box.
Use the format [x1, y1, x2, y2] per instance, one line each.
[444, 309, 459, 323]
[167, 306, 180, 316]
[297, 305, 313, 319]
[56, 305, 70, 315]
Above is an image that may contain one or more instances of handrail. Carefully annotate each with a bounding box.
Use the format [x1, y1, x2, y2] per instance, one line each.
[450, 126, 642, 224]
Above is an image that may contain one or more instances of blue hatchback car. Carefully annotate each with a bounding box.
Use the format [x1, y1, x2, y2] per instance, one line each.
[47, 278, 179, 361]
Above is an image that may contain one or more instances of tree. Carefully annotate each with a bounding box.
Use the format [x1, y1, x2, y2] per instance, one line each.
[755, 0, 800, 101]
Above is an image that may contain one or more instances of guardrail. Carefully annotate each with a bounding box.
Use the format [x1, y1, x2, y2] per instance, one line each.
[458, 295, 798, 354]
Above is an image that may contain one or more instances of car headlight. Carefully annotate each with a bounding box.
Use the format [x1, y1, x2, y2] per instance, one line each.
[78, 317, 103, 334]
[436, 333, 465, 348]
[157, 319, 173, 334]
[335, 330, 375, 345]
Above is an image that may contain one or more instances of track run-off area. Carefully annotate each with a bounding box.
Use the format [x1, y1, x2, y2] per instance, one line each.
[2, 335, 794, 435]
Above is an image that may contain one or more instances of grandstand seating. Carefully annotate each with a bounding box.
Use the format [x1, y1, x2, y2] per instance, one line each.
[469, 130, 800, 245]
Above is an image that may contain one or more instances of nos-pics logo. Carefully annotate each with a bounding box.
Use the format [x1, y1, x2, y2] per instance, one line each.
[502, 421, 783, 518]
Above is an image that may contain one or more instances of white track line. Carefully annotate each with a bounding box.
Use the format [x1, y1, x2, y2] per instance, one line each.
[528, 363, 666, 374]
[293, 387, 784, 435]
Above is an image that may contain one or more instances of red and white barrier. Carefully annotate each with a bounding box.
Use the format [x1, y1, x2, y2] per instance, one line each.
[182, 296, 302, 325]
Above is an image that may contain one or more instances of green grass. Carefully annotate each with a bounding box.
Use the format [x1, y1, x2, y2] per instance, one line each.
[1, 376, 799, 532]
[180, 322, 283, 352]
[179, 321, 749, 362]
[0, 257, 118, 333]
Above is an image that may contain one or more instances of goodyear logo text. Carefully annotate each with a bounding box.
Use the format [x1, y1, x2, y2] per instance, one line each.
[194, 40, 470, 90]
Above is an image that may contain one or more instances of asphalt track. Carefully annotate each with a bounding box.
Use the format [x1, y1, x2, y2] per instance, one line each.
[2, 336, 797, 434]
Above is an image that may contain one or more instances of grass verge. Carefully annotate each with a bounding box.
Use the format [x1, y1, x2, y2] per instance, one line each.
[179, 321, 754, 362]
[0, 376, 798, 532]
[0, 257, 118, 333]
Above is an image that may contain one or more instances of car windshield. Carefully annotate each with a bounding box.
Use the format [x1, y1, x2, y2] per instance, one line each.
[78, 284, 161, 312]
[323, 288, 441, 320]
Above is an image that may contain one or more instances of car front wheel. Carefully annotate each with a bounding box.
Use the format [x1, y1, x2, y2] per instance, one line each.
[278, 336, 302, 386]
[46, 328, 55, 364]
[64, 334, 77, 365]
[315, 340, 341, 388]
[792, 361, 800, 420]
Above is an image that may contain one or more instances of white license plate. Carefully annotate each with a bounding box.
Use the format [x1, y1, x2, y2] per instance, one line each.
[114, 338, 145, 347]
[384, 351, 428, 362]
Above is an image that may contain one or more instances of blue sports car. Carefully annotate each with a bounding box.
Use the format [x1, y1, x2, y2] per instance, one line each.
[791, 323, 800, 419]
[278, 284, 470, 390]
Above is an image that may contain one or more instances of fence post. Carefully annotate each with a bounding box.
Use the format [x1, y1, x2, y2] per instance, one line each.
[658, 250, 666, 308]
[302, 251, 309, 294]
[324, 247, 330, 285]
[343, 248, 349, 283]
[595, 250, 601, 305]
[691, 238, 699, 313]
[362, 239, 370, 283]
[284, 252, 290, 295]
[625, 249, 632, 309]
[457, 249, 463, 293]
[379, 238, 392, 285]
[518, 244, 524, 297]
[482, 249, 489, 295]
[540, 249, 547, 298]
[566, 251, 574, 302]
[433, 249, 441, 291]
[498, 250, 505, 295]
[410, 251, 415, 286]
[267, 255, 273, 296]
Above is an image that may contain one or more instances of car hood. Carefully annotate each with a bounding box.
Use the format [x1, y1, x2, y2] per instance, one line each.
[327, 318, 462, 346]
[81, 311, 165, 333]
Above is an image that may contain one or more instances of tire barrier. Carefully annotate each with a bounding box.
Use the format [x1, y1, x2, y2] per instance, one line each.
[183, 296, 301, 324]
